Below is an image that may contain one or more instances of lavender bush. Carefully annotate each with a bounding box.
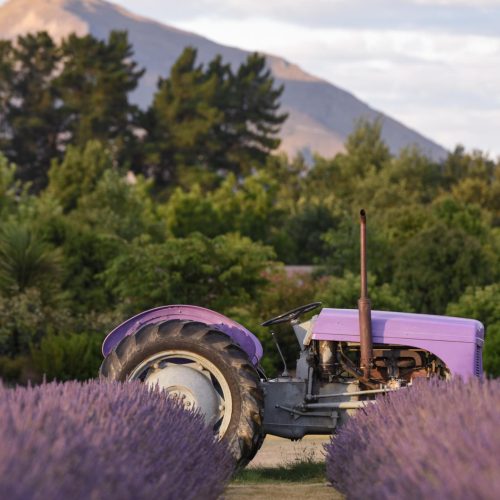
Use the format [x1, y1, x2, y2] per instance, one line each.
[326, 378, 500, 500]
[0, 380, 233, 500]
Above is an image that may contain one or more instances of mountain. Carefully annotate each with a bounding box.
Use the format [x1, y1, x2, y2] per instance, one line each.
[0, 0, 447, 160]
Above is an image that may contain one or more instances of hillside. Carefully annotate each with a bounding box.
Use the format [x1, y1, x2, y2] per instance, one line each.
[0, 0, 447, 160]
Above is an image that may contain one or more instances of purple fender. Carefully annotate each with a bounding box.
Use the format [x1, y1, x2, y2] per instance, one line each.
[312, 309, 484, 379]
[102, 305, 263, 365]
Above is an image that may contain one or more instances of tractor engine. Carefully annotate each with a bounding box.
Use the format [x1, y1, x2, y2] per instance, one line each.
[314, 340, 450, 386]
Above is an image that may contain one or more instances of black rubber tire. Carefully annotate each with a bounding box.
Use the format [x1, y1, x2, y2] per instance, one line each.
[100, 319, 265, 468]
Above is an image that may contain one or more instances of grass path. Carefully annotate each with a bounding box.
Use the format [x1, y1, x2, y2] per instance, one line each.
[225, 482, 342, 499]
[224, 436, 343, 499]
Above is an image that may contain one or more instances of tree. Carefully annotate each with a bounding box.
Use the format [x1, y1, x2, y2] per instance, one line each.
[0, 40, 14, 148]
[0, 153, 20, 217]
[317, 271, 412, 312]
[0, 222, 62, 297]
[394, 223, 491, 314]
[482, 324, 500, 377]
[447, 284, 500, 377]
[215, 52, 288, 172]
[103, 233, 275, 316]
[144, 48, 287, 186]
[143, 47, 222, 185]
[56, 31, 144, 160]
[0, 222, 67, 357]
[1, 32, 61, 190]
[47, 141, 114, 212]
[70, 169, 161, 242]
[341, 118, 391, 176]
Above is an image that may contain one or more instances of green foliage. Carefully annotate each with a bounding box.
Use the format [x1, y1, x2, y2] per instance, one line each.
[144, 48, 287, 186]
[47, 141, 114, 211]
[0, 33, 60, 190]
[58, 226, 121, 313]
[0, 222, 62, 296]
[446, 284, 500, 326]
[483, 325, 500, 378]
[0, 356, 27, 383]
[70, 169, 161, 241]
[447, 284, 500, 377]
[394, 223, 491, 313]
[342, 118, 391, 175]
[0, 288, 71, 357]
[164, 171, 285, 245]
[1, 31, 499, 379]
[31, 332, 102, 382]
[0, 153, 21, 216]
[55, 31, 143, 153]
[103, 233, 275, 315]
[317, 271, 412, 312]
[164, 184, 222, 237]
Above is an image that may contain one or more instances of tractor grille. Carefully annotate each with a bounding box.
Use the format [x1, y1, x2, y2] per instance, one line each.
[475, 346, 483, 377]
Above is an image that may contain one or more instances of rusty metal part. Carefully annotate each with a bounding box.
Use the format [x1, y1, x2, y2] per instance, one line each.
[318, 340, 337, 377]
[358, 209, 373, 381]
[337, 343, 379, 389]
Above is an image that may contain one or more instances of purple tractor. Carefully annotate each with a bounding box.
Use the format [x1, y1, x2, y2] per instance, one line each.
[100, 211, 484, 467]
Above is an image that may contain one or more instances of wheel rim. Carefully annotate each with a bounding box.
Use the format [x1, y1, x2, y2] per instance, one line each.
[128, 350, 233, 438]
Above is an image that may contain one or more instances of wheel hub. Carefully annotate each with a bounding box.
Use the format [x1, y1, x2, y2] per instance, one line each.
[145, 364, 222, 427]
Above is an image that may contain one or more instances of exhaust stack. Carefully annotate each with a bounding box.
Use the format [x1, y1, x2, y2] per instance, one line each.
[358, 209, 373, 380]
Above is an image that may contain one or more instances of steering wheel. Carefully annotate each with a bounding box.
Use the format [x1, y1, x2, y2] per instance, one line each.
[261, 302, 322, 327]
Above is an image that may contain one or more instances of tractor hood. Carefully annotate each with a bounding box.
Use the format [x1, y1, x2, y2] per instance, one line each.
[312, 309, 484, 378]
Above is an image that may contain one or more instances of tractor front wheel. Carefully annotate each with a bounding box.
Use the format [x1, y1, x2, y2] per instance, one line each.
[99, 319, 265, 468]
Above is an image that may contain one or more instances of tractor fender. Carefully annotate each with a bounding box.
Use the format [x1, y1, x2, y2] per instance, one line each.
[101, 305, 263, 365]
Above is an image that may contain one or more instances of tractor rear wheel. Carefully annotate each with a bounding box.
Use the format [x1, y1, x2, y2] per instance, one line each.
[99, 319, 265, 468]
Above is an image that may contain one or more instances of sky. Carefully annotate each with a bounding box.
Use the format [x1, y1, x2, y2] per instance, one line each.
[3, 0, 500, 156]
[114, 0, 500, 157]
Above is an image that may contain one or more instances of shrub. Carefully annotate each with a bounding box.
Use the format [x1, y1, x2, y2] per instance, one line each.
[325, 378, 500, 500]
[30, 332, 102, 381]
[0, 380, 233, 500]
[0, 356, 26, 383]
[0, 288, 71, 357]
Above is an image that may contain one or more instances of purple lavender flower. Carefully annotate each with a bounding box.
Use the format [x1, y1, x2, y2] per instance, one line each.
[325, 378, 500, 500]
[0, 380, 233, 500]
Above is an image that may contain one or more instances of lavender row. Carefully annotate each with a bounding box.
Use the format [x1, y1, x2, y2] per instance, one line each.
[325, 378, 500, 500]
[0, 380, 233, 500]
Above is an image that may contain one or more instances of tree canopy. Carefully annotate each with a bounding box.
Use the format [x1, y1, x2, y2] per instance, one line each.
[0, 31, 499, 380]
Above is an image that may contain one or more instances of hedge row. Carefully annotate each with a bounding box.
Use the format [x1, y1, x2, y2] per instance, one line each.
[0, 380, 233, 500]
[326, 378, 500, 500]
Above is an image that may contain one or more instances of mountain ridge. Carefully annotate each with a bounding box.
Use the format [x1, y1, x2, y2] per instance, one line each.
[0, 0, 447, 160]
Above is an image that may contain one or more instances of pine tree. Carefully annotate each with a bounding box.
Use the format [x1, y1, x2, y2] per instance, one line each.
[55, 31, 144, 162]
[2, 33, 61, 190]
[144, 49, 288, 187]
[219, 53, 288, 172]
[143, 47, 222, 185]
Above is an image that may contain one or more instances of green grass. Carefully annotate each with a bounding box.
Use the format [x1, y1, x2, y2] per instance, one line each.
[233, 460, 325, 484]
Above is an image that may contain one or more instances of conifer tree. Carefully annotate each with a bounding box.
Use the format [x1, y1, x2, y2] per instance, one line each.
[1, 33, 61, 190]
[145, 48, 287, 186]
[56, 31, 144, 161]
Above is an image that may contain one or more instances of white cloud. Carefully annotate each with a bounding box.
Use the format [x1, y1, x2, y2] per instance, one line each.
[413, 0, 500, 5]
[114, 0, 500, 37]
[174, 16, 500, 155]
[1, 0, 498, 155]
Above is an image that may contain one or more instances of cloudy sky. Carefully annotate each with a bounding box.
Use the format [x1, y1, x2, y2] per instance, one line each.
[114, 0, 500, 156]
[4, 0, 500, 156]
